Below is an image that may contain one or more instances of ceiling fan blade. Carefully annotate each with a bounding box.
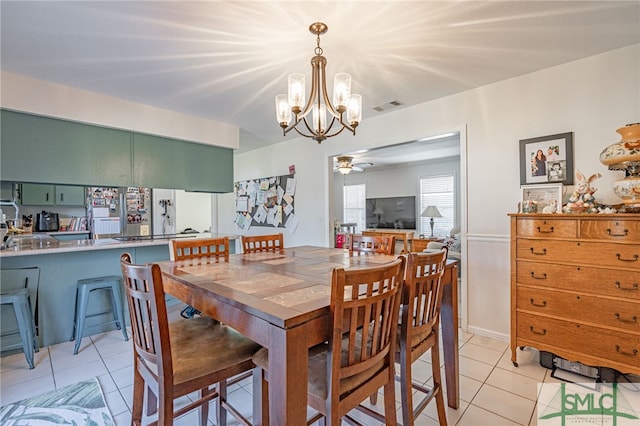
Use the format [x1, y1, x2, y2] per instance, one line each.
[352, 166, 364, 172]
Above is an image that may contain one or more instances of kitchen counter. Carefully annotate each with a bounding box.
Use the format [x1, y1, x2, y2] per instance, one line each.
[0, 232, 240, 348]
[0, 232, 238, 257]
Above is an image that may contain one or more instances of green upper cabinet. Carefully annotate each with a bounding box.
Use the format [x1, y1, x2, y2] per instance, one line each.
[20, 184, 55, 205]
[55, 185, 86, 205]
[20, 183, 85, 206]
[1, 110, 132, 186]
[133, 133, 233, 192]
[2, 110, 234, 192]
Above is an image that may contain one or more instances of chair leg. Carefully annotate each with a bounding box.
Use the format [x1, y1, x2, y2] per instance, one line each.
[399, 348, 414, 426]
[383, 377, 397, 425]
[72, 288, 89, 355]
[217, 379, 228, 426]
[111, 284, 129, 342]
[158, 388, 173, 426]
[131, 364, 144, 425]
[200, 387, 212, 426]
[252, 367, 269, 426]
[430, 343, 448, 426]
[13, 299, 35, 369]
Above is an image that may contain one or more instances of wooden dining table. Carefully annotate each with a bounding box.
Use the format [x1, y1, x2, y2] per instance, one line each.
[158, 245, 459, 425]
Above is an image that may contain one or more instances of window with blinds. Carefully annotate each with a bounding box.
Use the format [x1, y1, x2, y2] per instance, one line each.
[343, 183, 366, 233]
[419, 174, 454, 236]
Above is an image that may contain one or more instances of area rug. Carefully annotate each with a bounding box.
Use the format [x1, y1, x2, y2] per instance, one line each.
[0, 377, 115, 425]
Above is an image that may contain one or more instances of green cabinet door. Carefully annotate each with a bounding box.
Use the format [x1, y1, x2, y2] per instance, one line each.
[132, 133, 233, 192]
[55, 185, 86, 205]
[1, 110, 132, 186]
[21, 183, 55, 205]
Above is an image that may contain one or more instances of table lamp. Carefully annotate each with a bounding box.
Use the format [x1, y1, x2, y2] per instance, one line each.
[420, 205, 442, 238]
[372, 206, 384, 224]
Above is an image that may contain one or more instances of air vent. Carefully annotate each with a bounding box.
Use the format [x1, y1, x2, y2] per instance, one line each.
[372, 100, 404, 112]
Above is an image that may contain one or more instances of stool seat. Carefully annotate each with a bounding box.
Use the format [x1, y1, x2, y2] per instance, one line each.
[0, 288, 39, 369]
[71, 275, 128, 355]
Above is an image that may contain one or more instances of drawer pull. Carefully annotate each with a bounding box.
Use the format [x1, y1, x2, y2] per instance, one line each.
[615, 282, 639, 291]
[615, 345, 638, 357]
[536, 226, 554, 234]
[607, 228, 629, 237]
[530, 299, 547, 307]
[615, 313, 637, 323]
[529, 248, 547, 256]
[529, 326, 547, 335]
[616, 253, 639, 262]
[530, 272, 547, 280]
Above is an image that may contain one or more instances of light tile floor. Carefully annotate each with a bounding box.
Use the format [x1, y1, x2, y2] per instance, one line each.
[2, 326, 639, 425]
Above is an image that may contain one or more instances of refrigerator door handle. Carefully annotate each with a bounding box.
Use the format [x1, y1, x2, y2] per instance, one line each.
[119, 192, 127, 236]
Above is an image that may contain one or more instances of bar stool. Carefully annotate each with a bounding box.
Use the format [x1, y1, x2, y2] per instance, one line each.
[0, 288, 39, 369]
[70, 275, 128, 355]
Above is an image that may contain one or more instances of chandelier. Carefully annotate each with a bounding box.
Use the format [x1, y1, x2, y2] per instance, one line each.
[275, 22, 362, 144]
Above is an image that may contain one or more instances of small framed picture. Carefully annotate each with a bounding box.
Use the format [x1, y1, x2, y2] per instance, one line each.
[519, 132, 574, 185]
[520, 183, 563, 213]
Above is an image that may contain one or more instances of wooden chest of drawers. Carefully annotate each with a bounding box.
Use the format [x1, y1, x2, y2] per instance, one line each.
[510, 214, 640, 375]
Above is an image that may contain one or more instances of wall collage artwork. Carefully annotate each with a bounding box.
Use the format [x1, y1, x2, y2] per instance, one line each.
[234, 173, 298, 233]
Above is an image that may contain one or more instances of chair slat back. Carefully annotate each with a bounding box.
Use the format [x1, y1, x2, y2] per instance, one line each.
[329, 257, 405, 396]
[402, 250, 447, 347]
[170, 237, 229, 261]
[120, 253, 173, 381]
[242, 234, 284, 253]
[349, 234, 395, 255]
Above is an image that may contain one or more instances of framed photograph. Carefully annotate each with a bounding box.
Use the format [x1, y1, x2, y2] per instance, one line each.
[519, 132, 573, 185]
[520, 183, 563, 213]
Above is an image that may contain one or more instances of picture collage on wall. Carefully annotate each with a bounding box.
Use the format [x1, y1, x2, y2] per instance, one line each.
[234, 173, 298, 233]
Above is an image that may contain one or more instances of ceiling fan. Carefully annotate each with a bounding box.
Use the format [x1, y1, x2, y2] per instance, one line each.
[333, 155, 373, 175]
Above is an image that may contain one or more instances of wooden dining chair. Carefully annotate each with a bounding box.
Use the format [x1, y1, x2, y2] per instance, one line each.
[120, 253, 261, 426]
[252, 257, 406, 426]
[170, 237, 230, 262]
[170, 237, 229, 319]
[241, 233, 284, 253]
[370, 250, 448, 425]
[349, 234, 395, 255]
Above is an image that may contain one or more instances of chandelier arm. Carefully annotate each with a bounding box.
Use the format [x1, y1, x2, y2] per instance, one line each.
[319, 64, 340, 119]
[323, 122, 352, 139]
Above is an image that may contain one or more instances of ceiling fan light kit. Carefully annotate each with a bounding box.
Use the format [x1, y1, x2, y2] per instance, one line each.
[275, 22, 362, 144]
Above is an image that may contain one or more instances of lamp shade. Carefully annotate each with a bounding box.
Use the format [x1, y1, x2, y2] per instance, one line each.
[372, 207, 384, 215]
[420, 206, 442, 218]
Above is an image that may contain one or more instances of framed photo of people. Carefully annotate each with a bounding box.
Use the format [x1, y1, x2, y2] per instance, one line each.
[519, 132, 573, 185]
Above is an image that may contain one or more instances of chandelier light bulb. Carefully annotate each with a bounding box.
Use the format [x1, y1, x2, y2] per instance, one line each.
[333, 73, 351, 111]
[347, 94, 362, 125]
[288, 73, 305, 112]
[313, 104, 327, 133]
[275, 94, 291, 127]
[275, 22, 362, 143]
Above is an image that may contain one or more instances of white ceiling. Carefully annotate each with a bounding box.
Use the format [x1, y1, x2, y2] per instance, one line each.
[1, 1, 639, 155]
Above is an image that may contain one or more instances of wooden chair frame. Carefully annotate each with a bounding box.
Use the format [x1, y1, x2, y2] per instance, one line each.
[349, 234, 395, 255]
[369, 250, 448, 425]
[241, 233, 284, 253]
[253, 257, 405, 426]
[120, 253, 259, 426]
[170, 237, 229, 262]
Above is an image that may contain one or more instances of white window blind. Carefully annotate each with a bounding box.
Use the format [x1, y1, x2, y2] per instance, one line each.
[419, 175, 454, 237]
[343, 184, 366, 233]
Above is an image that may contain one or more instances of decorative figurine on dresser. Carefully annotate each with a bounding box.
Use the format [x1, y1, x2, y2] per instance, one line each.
[562, 171, 601, 213]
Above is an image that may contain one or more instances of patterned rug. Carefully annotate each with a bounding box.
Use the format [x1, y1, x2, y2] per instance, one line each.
[0, 377, 114, 425]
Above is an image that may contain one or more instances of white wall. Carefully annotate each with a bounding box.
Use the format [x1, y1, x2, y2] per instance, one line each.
[174, 191, 213, 234]
[222, 44, 640, 340]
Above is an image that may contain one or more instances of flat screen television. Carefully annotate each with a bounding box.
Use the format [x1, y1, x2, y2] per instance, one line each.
[365, 196, 416, 230]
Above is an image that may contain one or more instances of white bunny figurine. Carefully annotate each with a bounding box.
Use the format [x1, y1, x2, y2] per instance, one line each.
[563, 171, 601, 213]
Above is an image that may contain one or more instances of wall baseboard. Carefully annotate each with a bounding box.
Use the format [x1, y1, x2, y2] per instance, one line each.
[466, 325, 509, 343]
